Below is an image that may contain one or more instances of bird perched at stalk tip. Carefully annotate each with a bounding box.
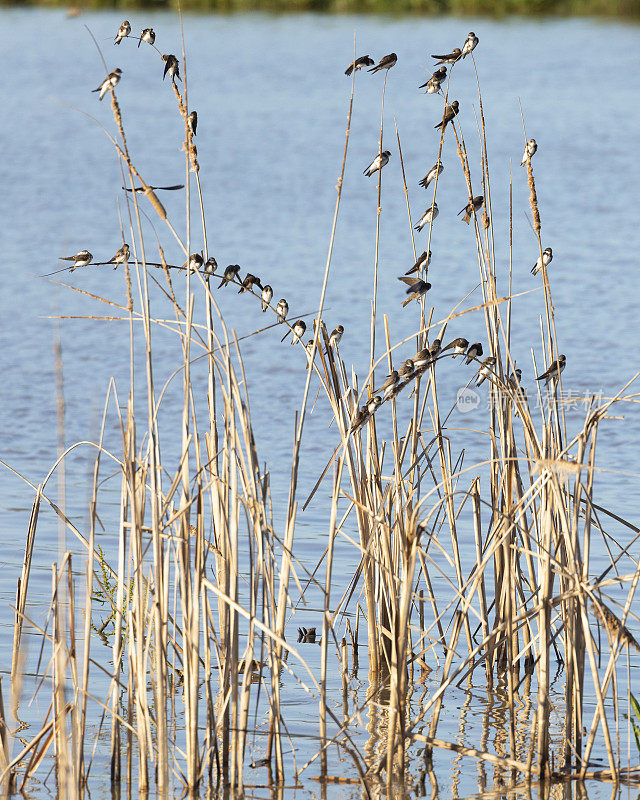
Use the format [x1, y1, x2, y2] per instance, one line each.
[521, 139, 537, 166]
[92, 69, 122, 101]
[368, 53, 397, 73]
[461, 32, 479, 58]
[345, 55, 375, 75]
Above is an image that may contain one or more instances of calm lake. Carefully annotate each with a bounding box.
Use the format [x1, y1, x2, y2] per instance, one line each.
[1, 7, 639, 797]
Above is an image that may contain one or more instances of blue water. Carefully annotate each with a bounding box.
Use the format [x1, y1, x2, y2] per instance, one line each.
[0, 7, 639, 797]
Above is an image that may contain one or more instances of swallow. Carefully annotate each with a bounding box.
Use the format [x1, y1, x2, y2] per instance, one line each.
[398, 276, 431, 307]
[204, 257, 218, 274]
[282, 319, 306, 345]
[508, 368, 522, 387]
[305, 340, 316, 363]
[366, 396, 382, 414]
[276, 298, 288, 323]
[122, 184, 184, 192]
[59, 250, 93, 271]
[139, 28, 155, 48]
[184, 253, 204, 273]
[461, 32, 479, 58]
[218, 264, 240, 287]
[536, 355, 566, 385]
[419, 66, 447, 94]
[329, 325, 344, 347]
[531, 247, 553, 276]
[521, 138, 537, 166]
[379, 370, 399, 399]
[345, 55, 375, 76]
[458, 196, 484, 224]
[239, 273, 263, 294]
[431, 48, 462, 65]
[419, 161, 444, 189]
[413, 347, 432, 369]
[162, 54, 181, 82]
[114, 20, 130, 45]
[476, 356, 496, 386]
[406, 250, 431, 275]
[261, 284, 273, 311]
[435, 101, 459, 131]
[428, 338, 442, 361]
[414, 203, 439, 231]
[187, 111, 197, 137]
[368, 53, 397, 73]
[398, 360, 415, 381]
[363, 150, 391, 177]
[442, 337, 469, 357]
[92, 68, 122, 101]
[350, 408, 368, 432]
[108, 243, 129, 270]
[465, 342, 483, 364]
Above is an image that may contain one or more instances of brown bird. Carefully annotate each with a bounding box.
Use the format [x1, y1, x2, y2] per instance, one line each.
[458, 196, 484, 224]
[435, 101, 459, 132]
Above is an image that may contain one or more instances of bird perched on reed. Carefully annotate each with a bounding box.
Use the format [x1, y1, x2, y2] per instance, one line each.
[204, 257, 217, 275]
[465, 342, 483, 364]
[345, 55, 374, 75]
[114, 20, 130, 44]
[368, 53, 397, 72]
[139, 28, 155, 47]
[108, 243, 129, 270]
[531, 247, 553, 275]
[399, 276, 431, 307]
[329, 325, 344, 347]
[239, 274, 262, 294]
[162, 55, 181, 82]
[261, 285, 273, 311]
[476, 356, 496, 386]
[276, 299, 288, 323]
[184, 253, 203, 273]
[187, 111, 197, 137]
[379, 370, 399, 399]
[219, 264, 240, 287]
[521, 138, 537, 166]
[419, 162, 443, 189]
[59, 250, 92, 271]
[92, 69, 122, 101]
[431, 48, 461, 65]
[419, 66, 446, 94]
[442, 337, 469, 357]
[363, 151, 390, 177]
[415, 203, 439, 231]
[435, 101, 459, 132]
[536, 355, 565, 385]
[461, 32, 479, 58]
[406, 250, 431, 275]
[282, 320, 306, 345]
[458, 196, 484, 224]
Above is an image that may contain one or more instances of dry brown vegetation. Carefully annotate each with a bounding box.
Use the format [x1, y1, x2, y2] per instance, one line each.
[2, 20, 640, 799]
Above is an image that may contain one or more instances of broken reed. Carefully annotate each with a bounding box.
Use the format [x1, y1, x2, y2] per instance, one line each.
[4, 26, 640, 799]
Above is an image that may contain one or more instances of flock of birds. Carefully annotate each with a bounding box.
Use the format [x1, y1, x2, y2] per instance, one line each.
[58, 23, 565, 436]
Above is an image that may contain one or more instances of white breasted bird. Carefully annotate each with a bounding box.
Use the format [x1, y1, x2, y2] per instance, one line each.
[114, 20, 130, 45]
[419, 66, 446, 94]
[363, 150, 390, 177]
[406, 250, 431, 275]
[108, 243, 130, 270]
[461, 32, 479, 58]
[187, 111, 197, 137]
[59, 250, 92, 271]
[531, 247, 553, 275]
[261, 285, 273, 312]
[536, 355, 566, 385]
[345, 55, 375, 75]
[329, 325, 344, 347]
[442, 337, 469, 357]
[93, 68, 122, 101]
[276, 298, 288, 323]
[139, 28, 156, 48]
[415, 203, 439, 231]
[380, 370, 399, 399]
[476, 356, 496, 386]
[204, 257, 218, 275]
[431, 48, 462, 65]
[521, 139, 537, 166]
[419, 161, 443, 189]
[184, 253, 204, 273]
[289, 320, 306, 345]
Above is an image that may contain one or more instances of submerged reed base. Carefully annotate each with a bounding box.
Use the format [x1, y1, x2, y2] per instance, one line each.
[2, 19, 640, 800]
